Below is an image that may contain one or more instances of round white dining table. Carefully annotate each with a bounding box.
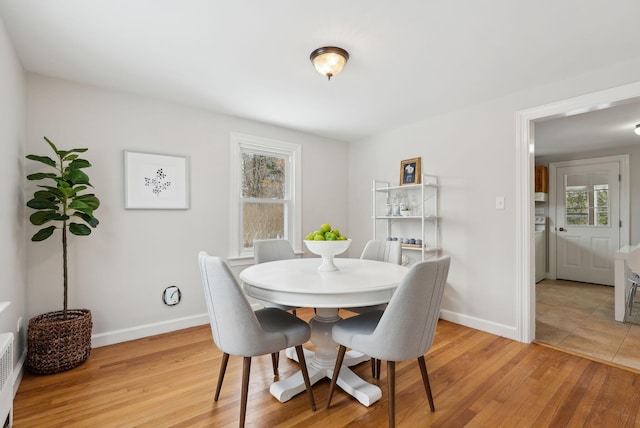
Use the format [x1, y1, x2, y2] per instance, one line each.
[239, 257, 408, 407]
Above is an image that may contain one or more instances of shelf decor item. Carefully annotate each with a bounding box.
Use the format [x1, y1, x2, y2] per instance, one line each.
[400, 157, 421, 185]
[25, 137, 100, 374]
[124, 151, 189, 209]
[304, 239, 352, 271]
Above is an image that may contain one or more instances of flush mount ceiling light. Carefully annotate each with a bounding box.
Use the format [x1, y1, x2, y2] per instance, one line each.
[310, 46, 349, 80]
[635, 124, 640, 135]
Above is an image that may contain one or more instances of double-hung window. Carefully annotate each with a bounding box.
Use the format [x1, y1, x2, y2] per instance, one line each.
[230, 133, 301, 258]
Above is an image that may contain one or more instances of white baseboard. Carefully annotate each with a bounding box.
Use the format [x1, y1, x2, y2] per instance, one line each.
[13, 349, 25, 397]
[91, 313, 210, 348]
[439, 309, 518, 341]
[86, 307, 518, 351]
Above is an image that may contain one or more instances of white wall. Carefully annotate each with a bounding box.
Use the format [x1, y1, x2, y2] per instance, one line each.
[0, 14, 26, 380]
[348, 58, 640, 340]
[20, 38, 640, 350]
[25, 74, 349, 345]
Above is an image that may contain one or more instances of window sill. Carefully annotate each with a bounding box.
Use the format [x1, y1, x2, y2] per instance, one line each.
[227, 256, 254, 267]
[227, 251, 305, 267]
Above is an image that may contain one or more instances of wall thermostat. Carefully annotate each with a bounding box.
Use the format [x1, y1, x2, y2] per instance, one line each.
[163, 286, 181, 306]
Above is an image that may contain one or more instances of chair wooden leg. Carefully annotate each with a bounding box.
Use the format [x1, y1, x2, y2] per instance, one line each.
[370, 358, 381, 379]
[417, 356, 435, 411]
[629, 284, 639, 316]
[326, 345, 347, 409]
[214, 352, 230, 401]
[239, 357, 252, 428]
[295, 345, 316, 411]
[271, 352, 279, 376]
[388, 360, 396, 428]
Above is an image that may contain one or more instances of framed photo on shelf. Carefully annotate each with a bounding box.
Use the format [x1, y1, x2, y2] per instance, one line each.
[400, 157, 421, 185]
[124, 151, 189, 209]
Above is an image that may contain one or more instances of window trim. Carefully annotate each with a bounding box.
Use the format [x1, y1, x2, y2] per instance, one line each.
[229, 132, 302, 259]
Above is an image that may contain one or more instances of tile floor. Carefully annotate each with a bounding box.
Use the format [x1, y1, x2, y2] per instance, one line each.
[535, 278, 640, 371]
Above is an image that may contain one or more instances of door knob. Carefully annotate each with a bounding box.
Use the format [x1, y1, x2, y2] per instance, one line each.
[559, 227, 566, 232]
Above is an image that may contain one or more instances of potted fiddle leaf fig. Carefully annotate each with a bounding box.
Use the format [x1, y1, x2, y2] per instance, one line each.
[25, 136, 100, 375]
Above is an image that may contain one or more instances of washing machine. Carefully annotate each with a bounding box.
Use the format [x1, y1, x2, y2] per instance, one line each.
[534, 216, 547, 283]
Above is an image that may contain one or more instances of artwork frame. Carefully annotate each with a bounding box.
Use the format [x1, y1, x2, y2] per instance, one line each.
[400, 157, 421, 185]
[124, 151, 189, 209]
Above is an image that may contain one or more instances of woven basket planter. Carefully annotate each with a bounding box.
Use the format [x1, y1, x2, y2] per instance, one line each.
[26, 309, 92, 375]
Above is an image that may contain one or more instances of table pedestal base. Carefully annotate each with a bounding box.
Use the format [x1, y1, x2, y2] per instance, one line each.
[270, 308, 381, 407]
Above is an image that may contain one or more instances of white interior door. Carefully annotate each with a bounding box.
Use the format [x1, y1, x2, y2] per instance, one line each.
[555, 161, 620, 285]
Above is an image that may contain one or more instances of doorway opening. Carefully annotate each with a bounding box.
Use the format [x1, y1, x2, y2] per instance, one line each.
[515, 81, 640, 343]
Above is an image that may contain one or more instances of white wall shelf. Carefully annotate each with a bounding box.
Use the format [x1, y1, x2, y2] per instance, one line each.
[372, 174, 441, 263]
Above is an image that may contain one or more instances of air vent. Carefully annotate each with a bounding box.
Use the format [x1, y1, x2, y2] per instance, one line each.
[0, 333, 13, 428]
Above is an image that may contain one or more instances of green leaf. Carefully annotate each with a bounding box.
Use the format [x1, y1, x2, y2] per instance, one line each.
[37, 185, 64, 198]
[64, 154, 78, 161]
[59, 186, 75, 198]
[75, 194, 100, 210]
[31, 225, 56, 241]
[69, 199, 89, 210]
[29, 210, 58, 225]
[67, 169, 90, 185]
[50, 213, 69, 221]
[26, 198, 58, 210]
[33, 190, 57, 200]
[25, 155, 56, 167]
[60, 148, 88, 158]
[68, 159, 91, 169]
[43, 136, 59, 153]
[26, 172, 56, 181]
[73, 212, 99, 228]
[69, 223, 91, 236]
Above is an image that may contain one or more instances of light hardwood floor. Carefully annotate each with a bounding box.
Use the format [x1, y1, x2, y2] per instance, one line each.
[13, 307, 640, 427]
[535, 279, 640, 371]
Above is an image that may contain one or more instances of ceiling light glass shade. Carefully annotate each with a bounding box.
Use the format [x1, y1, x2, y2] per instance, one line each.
[310, 47, 349, 80]
[635, 124, 640, 135]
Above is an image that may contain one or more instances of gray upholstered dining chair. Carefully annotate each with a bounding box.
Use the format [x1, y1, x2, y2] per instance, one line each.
[198, 252, 315, 427]
[360, 239, 403, 265]
[346, 239, 403, 377]
[253, 239, 300, 316]
[326, 256, 450, 428]
[253, 239, 301, 373]
[347, 240, 402, 314]
[626, 247, 640, 316]
[344, 239, 402, 314]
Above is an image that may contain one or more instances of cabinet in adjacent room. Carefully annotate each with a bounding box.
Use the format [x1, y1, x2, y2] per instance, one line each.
[535, 165, 548, 202]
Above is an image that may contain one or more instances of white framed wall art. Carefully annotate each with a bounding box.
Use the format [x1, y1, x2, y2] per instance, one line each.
[124, 151, 190, 209]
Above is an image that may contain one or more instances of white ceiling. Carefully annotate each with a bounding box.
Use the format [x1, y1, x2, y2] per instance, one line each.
[1, 0, 640, 145]
[534, 99, 640, 157]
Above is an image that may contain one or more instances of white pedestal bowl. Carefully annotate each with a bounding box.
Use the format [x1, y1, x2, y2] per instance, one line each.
[304, 239, 352, 271]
